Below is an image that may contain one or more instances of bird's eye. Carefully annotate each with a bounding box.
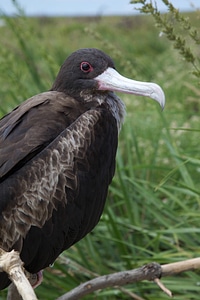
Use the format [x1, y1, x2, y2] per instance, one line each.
[80, 62, 93, 73]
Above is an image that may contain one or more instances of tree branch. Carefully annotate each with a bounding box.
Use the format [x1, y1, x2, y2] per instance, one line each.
[7, 283, 22, 300]
[56, 257, 200, 300]
[0, 248, 38, 300]
[7, 273, 40, 300]
[2, 247, 200, 300]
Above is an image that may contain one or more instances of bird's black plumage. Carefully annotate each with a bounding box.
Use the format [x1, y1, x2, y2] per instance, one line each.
[0, 48, 165, 290]
[0, 49, 124, 289]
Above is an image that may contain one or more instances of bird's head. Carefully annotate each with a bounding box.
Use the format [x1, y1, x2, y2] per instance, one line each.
[51, 48, 165, 109]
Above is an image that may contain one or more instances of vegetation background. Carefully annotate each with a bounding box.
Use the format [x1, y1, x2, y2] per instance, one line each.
[0, 0, 200, 299]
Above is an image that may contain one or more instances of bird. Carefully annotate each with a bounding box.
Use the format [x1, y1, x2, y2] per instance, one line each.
[0, 48, 165, 290]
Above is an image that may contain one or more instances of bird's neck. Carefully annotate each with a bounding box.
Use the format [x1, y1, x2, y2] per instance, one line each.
[80, 90, 126, 132]
[104, 92, 126, 132]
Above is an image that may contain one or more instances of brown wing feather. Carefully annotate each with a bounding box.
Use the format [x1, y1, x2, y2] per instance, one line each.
[0, 107, 117, 248]
[0, 99, 118, 289]
[0, 91, 83, 180]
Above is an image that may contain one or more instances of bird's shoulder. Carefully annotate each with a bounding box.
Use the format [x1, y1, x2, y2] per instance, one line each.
[0, 91, 86, 180]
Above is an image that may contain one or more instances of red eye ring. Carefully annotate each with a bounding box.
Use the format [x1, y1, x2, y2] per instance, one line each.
[80, 62, 93, 73]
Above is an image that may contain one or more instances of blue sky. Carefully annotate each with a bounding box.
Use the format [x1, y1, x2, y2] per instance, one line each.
[0, 0, 199, 16]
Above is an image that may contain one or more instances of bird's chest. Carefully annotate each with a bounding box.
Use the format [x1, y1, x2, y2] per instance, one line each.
[53, 110, 118, 244]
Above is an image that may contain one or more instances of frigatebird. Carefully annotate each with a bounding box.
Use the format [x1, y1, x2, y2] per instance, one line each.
[0, 48, 165, 289]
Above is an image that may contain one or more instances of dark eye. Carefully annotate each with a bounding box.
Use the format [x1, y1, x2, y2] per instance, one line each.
[80, 62, 93, 73]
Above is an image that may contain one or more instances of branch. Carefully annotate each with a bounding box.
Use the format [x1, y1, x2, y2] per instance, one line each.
[7, 273, 40, 300]
[2, 247, 200, 300]
[7, 283, 22, 300]
[162, 257, 200, 275]
[56, 257, 200, 300]
[0, 248, 38, 300]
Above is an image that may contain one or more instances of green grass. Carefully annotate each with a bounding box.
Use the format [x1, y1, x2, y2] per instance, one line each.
[0, 2, 200, 299]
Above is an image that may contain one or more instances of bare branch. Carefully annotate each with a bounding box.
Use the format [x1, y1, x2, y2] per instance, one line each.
[56, 258, 200, 300]
[56, 262, 162, 300]
[0, 248, 38, 300]
[161, 257, 200, 275]
[154, 278, 172, 297]
[7, 270, 40, 300]
[3, 249, 200, 300]
[7, 283, 22, 300]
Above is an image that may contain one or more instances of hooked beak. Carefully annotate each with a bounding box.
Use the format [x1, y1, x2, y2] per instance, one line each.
[95, 67, 165, 109]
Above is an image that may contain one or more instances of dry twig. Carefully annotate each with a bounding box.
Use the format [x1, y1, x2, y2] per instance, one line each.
[2, 249, 200, 300]
[56, 257, 200, 300]
[0, 248, 38, 300]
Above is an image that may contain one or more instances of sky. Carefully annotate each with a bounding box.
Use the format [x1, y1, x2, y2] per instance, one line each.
[0, 0, 199, 16]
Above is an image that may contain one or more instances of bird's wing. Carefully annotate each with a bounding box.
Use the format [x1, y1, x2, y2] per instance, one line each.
[0, 106, 118, 252]
[0, 91, 76, 180]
